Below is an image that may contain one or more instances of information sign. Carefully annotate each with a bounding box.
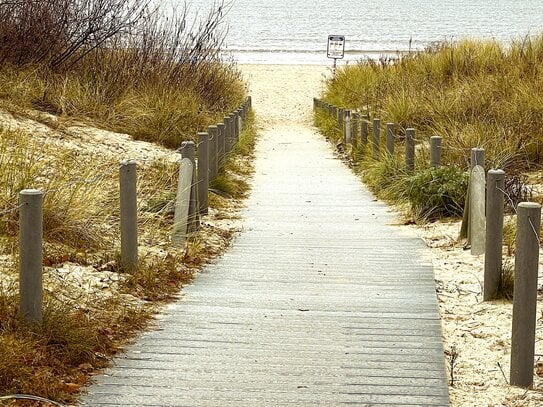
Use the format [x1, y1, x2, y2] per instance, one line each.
[327, 35, 345, 59]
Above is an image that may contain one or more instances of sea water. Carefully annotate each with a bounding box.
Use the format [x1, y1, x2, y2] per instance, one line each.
[175, 0, 543, 65]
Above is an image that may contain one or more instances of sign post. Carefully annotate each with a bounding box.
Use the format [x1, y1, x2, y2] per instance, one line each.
[327, 35, 345, 76]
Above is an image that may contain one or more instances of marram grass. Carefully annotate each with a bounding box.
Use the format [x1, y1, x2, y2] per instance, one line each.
[323, 35, 543, 172]
[318, 35, 543, 220]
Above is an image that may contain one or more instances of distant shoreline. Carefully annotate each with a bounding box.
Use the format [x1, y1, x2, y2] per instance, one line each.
[228, 49, 415, 66]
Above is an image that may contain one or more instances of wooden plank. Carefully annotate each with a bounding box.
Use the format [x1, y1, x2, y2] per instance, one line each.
[171, 158, 193, 247]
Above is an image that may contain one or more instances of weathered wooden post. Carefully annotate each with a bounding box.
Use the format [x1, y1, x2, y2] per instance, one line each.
[223, 116, 231, 154]
[351, 112, 359, 150]
[430, 135, 442, 168]
[233, 111, 239, 142]
[471, 148, 485, 169]
[361, 114, 369, 144]
[338, 108, 344, 131]
[484, 169, 505, 301]
[470, 148, 486, 255]
[405, 128, 415, 171]
[172, 157, 194, 248]
[372, 118, 380, 159]
[237, 108, 243, 133]
[225, 115, 232, 153]
[460, 148, 486, 242]
[510, 202, 541, 387]
[470, 165, 486, 256]
[217, 123, 225, 165]
[386, 122, 395, 156]
[19, 189, 43, 323]
[197, 132, 209, 215]
[180, 141, 199, 231]
[344, 110, 351, 145]
[229, 113, 236, 149]
[208, 125, 219, 181]
[120, 160, 138, 271]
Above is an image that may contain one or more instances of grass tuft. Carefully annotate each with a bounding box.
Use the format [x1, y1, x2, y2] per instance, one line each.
[496, 259, 515, 300]
[0, 281, 150, 402]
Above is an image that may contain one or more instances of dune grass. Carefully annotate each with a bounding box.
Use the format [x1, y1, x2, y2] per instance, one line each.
[0, 0, 246, 148]
[323, 35, 543, 171]
[317, 35, 543, 220]
[0, 281, 150, 402]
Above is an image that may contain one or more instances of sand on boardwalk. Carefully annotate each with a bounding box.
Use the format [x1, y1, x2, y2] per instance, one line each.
[241, 64, 543, 406]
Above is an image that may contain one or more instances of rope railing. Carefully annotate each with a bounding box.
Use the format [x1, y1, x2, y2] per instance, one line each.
[5, 95, 252, 331]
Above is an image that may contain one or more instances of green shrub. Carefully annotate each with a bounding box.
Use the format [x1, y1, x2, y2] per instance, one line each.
[407, 166, 468, 220]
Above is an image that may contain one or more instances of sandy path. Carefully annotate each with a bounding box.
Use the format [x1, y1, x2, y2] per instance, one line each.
[240, 65, 329, 127]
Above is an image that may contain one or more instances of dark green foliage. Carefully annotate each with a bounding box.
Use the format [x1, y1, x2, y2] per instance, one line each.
[407, 166, 468, 220]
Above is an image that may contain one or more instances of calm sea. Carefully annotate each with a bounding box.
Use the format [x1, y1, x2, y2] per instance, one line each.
[177, 0, 543, 65]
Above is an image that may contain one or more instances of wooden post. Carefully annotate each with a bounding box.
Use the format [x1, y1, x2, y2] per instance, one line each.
[430, 136, 442, 168]
[372, 118, 380, 159]
[197, 132, 209, 215]
[510, 202, 541, 387]
[470, 148, 486, 255]
[351, 112, 359, 150]
[229, 114, 236, 150]
[223, 116, 231, 154]
[180, 141, 199, 231]
[120, 160, 138, 271]
[386, 122, 395, 156]
[484, 169, 505, 301]
[460, 148, 486, 241]
[344, 110, 351, 145]
[19, 189, 43, 323]
[405, 128, 415, 171]
[172, 158, 194, 248]
[361, 114, 369, 144]
[208, 125, 219, 181]
[217, 123, 225, 165]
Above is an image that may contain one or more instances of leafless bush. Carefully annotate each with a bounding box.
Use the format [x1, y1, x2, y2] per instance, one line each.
[504, 173, 533, 213]
[0, 0, 231, 76]
[0, 0, 243, 146]
[0, 0, 150, 68]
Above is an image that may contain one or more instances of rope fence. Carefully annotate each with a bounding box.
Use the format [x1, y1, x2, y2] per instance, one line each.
[313, 96, 541, 389]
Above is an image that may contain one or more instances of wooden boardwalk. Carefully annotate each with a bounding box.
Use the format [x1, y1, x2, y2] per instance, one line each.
[81, 120, 450, 406]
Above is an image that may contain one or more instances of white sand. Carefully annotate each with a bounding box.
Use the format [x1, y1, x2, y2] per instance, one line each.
[241, 64, 543, 406]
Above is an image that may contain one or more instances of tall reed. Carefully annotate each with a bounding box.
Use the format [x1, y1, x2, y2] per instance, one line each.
[0, 0, 245, 147]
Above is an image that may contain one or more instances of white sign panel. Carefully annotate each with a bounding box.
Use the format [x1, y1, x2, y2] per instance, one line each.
[327, 35, 345, 59]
